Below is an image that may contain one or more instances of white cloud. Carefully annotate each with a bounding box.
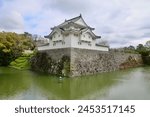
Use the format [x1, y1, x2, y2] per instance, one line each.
[0, 9, 24, 33]
[0, 0, 150, 47]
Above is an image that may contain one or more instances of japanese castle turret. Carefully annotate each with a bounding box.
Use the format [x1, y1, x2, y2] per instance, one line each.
[38, 15, 109, 51]
[32, 15, 143, 77]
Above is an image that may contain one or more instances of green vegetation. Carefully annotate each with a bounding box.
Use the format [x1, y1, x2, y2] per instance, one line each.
[62, 60, 70, 77]
[112, 40, 150, 65]
[9, 53, 34, 70]
[0, 32, 35, 66]
[31, 52, 70, 76]
[136, 42, 150, 65]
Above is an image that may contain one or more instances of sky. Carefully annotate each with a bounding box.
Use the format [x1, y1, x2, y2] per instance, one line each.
[0, 0, 150, 48]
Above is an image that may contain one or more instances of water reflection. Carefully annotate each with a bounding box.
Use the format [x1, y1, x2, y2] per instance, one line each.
[0, 67, 150, 100]
[0, 67, 30, 99]
[97, 67, 150, 100]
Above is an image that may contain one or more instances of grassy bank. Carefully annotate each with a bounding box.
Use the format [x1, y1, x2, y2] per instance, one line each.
[9, 53, 34, 70]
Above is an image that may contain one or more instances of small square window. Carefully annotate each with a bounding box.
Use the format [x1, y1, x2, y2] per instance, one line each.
[78, 42, 81, 45]
[62, 41, 65, 45]
[88, 43, 91, 46]
[53, 42, 56, 46]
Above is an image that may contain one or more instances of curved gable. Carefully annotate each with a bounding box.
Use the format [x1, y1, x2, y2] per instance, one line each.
[75, 17, 87, 27]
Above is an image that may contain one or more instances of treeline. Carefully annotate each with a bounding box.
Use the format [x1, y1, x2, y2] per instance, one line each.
[111, 41, 150, 65]
[0, 32, 35, 66]
[136, 43, 150, 65]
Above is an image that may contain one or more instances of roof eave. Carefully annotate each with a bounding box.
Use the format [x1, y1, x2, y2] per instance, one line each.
[96, 36, 101, 39]
[44, 35, 49, 38]
[96, 43, 109, 47]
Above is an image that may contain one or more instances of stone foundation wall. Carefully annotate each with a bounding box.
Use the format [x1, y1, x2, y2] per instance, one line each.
[42, 48, 71, 60]
[31, 48, 143, 77]
[30, 48, 71, 76]
[70, 48, 143, 77]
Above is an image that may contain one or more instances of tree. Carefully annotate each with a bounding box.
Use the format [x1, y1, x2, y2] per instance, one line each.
[0, 32, 35, 66]
[136, 44, 145, 51]
[122, 45, 136, 53]
[128, 45, 135, 50]
[145, 40, 150, 51]
[136, 44, 149, 56]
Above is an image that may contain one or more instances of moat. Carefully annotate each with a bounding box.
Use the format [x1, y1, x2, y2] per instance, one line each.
[0, 67, 150, 100]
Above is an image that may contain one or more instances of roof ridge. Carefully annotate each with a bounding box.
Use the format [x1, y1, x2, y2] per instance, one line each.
[66, 14, 82, 22]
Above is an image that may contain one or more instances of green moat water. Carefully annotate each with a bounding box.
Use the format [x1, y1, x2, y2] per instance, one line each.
[0, 67, 150, 100]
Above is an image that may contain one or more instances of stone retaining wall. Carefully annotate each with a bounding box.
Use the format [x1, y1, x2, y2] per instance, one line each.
[42, 48, 71, 60]
[70, 48, 143, 77]
[31, 48, 143, 77]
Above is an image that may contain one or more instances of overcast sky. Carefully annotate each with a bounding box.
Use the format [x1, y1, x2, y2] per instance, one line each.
[0, 0, 150, 47]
